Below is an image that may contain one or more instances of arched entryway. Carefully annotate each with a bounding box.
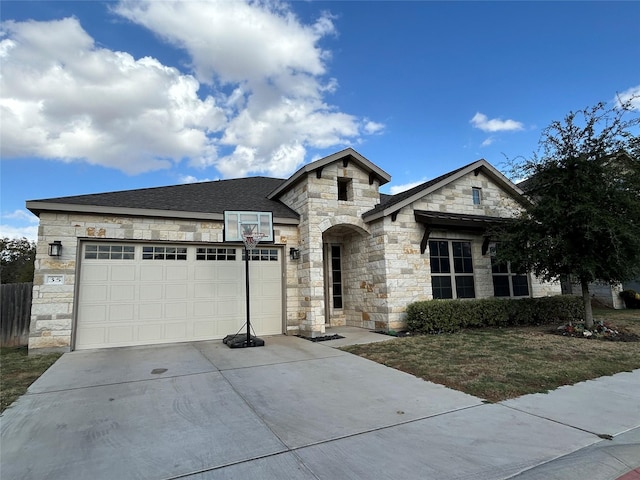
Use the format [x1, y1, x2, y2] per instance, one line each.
[321, 223, 370, 328]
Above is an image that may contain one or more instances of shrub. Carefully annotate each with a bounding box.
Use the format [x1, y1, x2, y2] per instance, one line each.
[406, 296, 584, 334]
[620, 290, 640, 309]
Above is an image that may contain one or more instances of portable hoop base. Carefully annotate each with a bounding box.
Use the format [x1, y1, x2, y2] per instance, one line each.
[223, 334, 265, 348]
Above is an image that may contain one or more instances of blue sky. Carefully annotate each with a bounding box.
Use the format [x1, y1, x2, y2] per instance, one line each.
[1, 0, 639, 241]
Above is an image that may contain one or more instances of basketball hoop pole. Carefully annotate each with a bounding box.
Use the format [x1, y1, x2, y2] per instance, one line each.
[241, 233, 265, 347]
[244, 241, 251, 345]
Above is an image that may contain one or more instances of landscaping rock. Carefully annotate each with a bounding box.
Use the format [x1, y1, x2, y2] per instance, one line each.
[552, 321, 639, 342]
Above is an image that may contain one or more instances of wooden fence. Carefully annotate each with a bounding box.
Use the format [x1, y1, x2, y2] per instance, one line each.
[1, 282, 32, 347]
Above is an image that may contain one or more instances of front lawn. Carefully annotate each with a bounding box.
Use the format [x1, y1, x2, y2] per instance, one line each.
[1, 347, 62, 413]
[341, 309, 640, 402]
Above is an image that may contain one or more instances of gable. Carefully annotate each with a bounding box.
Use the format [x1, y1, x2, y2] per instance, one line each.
[363, 160, 523, 222]
[413, 168, 522, 218]
[268, 147, 391, 200]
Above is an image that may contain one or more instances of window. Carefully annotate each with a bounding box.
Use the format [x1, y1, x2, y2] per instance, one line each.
[142, 246, 187, 260]
[472, 187, 482, 205]
[492, 256, 529, 297]
[337, 178, 352, 201]
[331, 245, 343, 308]
[242, 248, 278, 261]
[85, 244, 135, 260]
[429, 240, 475, 299]
[196, 247, 236, 261]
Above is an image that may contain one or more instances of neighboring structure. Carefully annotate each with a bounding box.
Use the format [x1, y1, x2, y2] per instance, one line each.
[561, 279, 626, 310]
[27, 148, 560, 352]
[624, 278, 640, 293]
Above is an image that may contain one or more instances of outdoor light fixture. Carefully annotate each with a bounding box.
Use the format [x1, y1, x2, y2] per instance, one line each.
[289, 247, 300, 260]
[48, 240, 62, 257]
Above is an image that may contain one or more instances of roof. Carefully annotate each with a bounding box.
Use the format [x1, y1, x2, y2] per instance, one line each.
[414, 210, 512, 254]
[363, 159, 524, 222]
[27, 177, 300, 223]
[268, 147, 391, 199]
[414, 210, 511, 230]
[25, 150, 523, 227]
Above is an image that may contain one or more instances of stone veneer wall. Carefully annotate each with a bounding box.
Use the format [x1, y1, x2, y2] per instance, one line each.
[352, 218, 393, 330]
[416, 170, 521, 217]
[278, 180, 315, 335]
[278, 161, 381, 337]
[30, 211, 297, 351]
[378, 171, 561, 329]
[30, 168, 565, 349]
[277, 167, 560, 335]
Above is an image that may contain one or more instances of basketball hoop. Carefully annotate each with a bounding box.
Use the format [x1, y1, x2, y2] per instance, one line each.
[223, 216, 269, 348]
[242, 232, 266, 251]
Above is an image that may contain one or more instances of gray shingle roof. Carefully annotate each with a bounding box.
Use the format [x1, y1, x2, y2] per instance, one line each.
[27, 177, 300, 220]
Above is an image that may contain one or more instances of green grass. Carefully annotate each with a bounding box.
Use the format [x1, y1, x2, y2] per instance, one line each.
[1, 346, 62, 413]
[342, 309, 640, 402]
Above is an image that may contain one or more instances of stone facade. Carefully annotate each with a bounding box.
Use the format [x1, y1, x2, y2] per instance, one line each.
[30, 211, 297, 350]
[28, 149, 563, 352]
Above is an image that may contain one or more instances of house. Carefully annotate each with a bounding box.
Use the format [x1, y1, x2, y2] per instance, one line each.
[26, 148, 560, 352]
[561, 280, 626, 310]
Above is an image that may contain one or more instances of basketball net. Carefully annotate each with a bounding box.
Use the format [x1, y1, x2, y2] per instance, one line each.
[242, 232, 266, 251]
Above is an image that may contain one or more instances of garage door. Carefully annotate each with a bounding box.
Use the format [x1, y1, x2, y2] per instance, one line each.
[75, 243, 282, 350]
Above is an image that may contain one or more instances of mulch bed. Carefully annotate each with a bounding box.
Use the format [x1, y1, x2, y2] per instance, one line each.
[296, 334, 345, 342]
[374, 330, 412, 338]
[551, 322, 639, 342]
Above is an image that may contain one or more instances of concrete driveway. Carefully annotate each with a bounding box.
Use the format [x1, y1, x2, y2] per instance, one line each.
[1, 332, 639, 480]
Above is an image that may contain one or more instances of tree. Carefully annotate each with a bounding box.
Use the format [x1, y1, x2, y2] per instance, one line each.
[1, 237, 36, 284]
[498, 101, 640, 328]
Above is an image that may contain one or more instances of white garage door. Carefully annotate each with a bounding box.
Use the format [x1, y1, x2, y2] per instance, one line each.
[75, 243, 282, 350]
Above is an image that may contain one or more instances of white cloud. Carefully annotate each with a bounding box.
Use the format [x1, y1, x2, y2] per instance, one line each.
[3, 209, 39, 223]
[114, 0, 333, 85]
[0, 17, 225, 174]
[1, 2, 383, 179]
[0, 224, 38, 242]
[0, 210, 39, 241]
[389, 180, 426, 195]
[481, 136, 495, 147]
[470, 112, 524, 132]
[363, 120, 385, 135]
[179, 175, 216, 184]
[615, 85, 640, 111]
[115, 0, 377, 177]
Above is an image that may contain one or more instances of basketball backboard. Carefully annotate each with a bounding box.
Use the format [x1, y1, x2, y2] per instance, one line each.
[224, 211, 273, 242]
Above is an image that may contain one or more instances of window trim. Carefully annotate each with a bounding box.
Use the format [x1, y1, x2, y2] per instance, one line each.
[84, 244, 135, 260]
[330, 245, 343, 309]
[489, 243, 530, 297]
[242, 248, 279, 261]
[142, 245, 188, 261]
[196, 247, 237, 261]
[429, 239, 476, 299]
[491, 259, 530, 297]
[472, 187, 482, 205]
[337, 177, 352, 201]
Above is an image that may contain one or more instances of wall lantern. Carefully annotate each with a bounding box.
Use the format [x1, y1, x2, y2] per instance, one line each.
[48, 240, 62, 257]
[289, 247, 300, 260]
